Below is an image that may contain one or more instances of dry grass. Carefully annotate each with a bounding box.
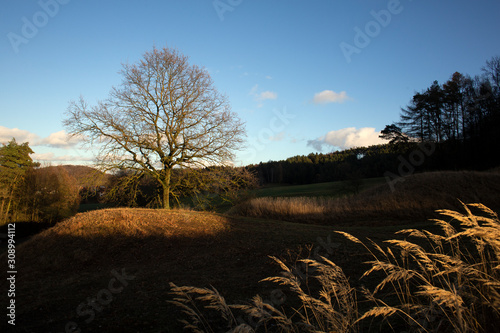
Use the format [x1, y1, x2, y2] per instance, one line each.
[172, 203, 500, 332]
[353, 202, 500, 332]
[230, 170, 500, 225]
[1, 207, 364, 332]
[0, 208, 237, 332]
[3, 175, 499, 332]
[14, 208, 231, 274]
[169, 254, 359, 333]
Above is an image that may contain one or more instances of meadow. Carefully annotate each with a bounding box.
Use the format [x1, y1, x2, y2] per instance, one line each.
[1, 170, 499, 332]
[251, 177, 386, 198]
[236, 170, 500, 225]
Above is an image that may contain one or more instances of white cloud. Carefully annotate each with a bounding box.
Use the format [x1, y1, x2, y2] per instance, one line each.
[308, 127, 384, 151]
[249, 84, 278, 106]
[0, 127, 83, 149]
[0, 126, 40, 144]
[312, 90, 350, 104]
[265, 75, 273, 80]
[38, 130, 83, 149]
[257, 91, 278, 101]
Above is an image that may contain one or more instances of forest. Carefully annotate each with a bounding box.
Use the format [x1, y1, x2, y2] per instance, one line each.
[252, 57, 500, 185]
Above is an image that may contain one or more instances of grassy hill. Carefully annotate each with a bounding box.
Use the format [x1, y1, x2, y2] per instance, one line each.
[62, 165, 109, 188]
[2, 169, 499, 332]
[2, 208, 408, 332]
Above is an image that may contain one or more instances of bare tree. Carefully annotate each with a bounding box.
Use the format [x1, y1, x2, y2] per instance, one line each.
[482, 55, 500, 94]
[64, 46, 246, 209]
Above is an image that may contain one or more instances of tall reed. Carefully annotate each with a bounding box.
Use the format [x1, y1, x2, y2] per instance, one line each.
[170, 203, 500, 332]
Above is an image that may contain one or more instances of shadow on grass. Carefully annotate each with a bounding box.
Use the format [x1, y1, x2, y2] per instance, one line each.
[0, 206, 448, 333]
[1, 214, 370, 333]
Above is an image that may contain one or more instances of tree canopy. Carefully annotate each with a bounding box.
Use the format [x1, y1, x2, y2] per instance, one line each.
[396, 57, 500, 144]
[379, 124, 409, 144]
[0, 139, 40, 223]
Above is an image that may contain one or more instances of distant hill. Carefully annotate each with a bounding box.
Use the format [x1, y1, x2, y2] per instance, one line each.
[62, 164, 109, 187]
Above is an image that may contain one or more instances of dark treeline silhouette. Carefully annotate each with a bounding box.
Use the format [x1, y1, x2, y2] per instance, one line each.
[396, 56, 500, 170]
[248, 143, 431, 185]
[251, 56, 500, 185]
[399, 59, 500, 144]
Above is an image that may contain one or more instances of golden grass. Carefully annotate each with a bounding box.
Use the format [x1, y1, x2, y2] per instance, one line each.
[3, 206, 370, 331]
[352, 202, 500, 332]
[172, 203, 500, 332]
[170, 254, 359, 333]
[3, 186, 499, 331]
[15, 208, 231, 273]
[29, 207, 229, 240]
[230, 170, 500, 225]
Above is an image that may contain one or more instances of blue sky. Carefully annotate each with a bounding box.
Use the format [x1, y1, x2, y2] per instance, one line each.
[1, 0, 499, 166]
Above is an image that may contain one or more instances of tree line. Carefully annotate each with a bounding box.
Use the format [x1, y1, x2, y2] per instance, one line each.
[0, 138, 257, 224]
[252, 56, 500, 185]
[248, 143, 430, 185]
[398, 57, 499, 144]
[0, 139, 80, 224]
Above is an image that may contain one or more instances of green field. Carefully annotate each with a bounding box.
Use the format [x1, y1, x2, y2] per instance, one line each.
[252, 177, 385, 198]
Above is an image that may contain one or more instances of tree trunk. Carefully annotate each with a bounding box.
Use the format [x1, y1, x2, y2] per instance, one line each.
[162, 169, 171, 209]
[0, 198, 5, 224]
[4, 195, 13, 223]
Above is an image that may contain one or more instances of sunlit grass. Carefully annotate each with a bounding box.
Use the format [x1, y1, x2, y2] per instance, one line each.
[231, 171, 500, 225]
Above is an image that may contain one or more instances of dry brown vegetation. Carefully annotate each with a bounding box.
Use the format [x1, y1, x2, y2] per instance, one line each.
[231, 170, 500, 225]
[170, 203, 500, 333]
[62, 165, 109, 188]
[2, 170, 499, 332]
[2, 165, 81, 224]
[1, 207, 358, 332]
[24, 166, 81, 222]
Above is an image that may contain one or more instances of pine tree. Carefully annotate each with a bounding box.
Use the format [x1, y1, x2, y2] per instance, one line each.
[0, 139, 39, 223]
